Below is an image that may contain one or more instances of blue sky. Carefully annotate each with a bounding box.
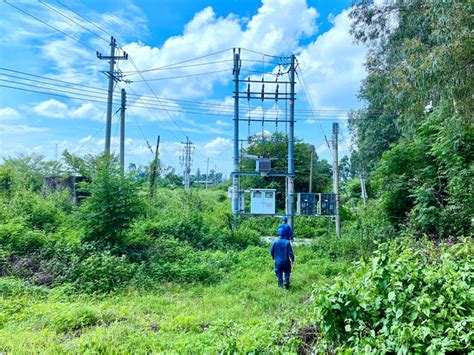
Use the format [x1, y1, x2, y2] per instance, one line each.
[0, 0, 367, 176]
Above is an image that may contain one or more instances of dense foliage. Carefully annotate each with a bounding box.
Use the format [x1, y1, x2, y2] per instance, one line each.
[312, 238, 473, 353]
[348, 0, 473, 237]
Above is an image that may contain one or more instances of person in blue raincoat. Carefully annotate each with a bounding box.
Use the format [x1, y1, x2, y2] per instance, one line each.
[270, 227, 295, 289]
[278, 216, 294, 241]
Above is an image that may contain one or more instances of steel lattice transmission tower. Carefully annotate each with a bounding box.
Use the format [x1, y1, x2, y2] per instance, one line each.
[180, 137, 194, 191]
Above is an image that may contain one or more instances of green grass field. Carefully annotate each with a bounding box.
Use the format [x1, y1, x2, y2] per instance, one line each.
[0, 245, 349, 353]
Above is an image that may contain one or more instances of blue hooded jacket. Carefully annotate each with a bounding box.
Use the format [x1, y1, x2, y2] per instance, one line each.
[277, 223, 294, 241]
[270, 237, 295, 268]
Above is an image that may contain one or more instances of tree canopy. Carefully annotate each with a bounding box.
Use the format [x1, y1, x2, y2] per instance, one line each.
[348, 0, 473, 237]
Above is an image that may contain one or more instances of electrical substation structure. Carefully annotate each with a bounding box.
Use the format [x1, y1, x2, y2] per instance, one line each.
[231, 48, 297, 228]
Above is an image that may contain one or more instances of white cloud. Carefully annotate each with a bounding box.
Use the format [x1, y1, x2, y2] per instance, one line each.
[0, 107, 21, 120]
[215, 119, 230, 127]
[241, 0, 318, 54]
[121, 0, 318, 100]
[70, 103, 104, 121]
[33, 99, 68, 118]
[32, 99, 104, 121]
[297, 10, 367, 110]
[0, 124, 48, 135]
[203, 137, 232, 157]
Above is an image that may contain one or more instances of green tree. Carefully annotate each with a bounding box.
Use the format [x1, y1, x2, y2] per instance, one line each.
[79, 159, 144, 248]
[2, 154, 63, 191]
[348, 0, 473, 237]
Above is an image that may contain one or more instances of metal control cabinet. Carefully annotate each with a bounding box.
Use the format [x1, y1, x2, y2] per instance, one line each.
[250, 188, 276, 215]
[318, 193, 336, 215]
[255, 159, 271, 173]
[297, 193, 316, 215]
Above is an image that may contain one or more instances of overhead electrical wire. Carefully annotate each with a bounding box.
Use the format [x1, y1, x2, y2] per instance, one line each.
[55, 0, 111, 37]
[295, 63, 334, 153]
[38, 0, 109, 44]
[121, 59, 234, 76]
[3, 0, 97, 52]
[1, 67, 352, 116]
[1, 78, 359, 120]
[131, 69, 232, 82]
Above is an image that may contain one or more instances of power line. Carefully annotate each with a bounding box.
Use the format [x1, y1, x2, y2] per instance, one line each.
[39, 0, 109, 44]
[122, 59, 234, 76]
[75, 122, 106, 152]
[131, 69, 231, 82]
[126, 56, 188, 139]
[126, 106, 154, 154]
[55, 0, 111, 37]
[0, 79, 359, 120]
[0, 67, 106, 92]
[0, 69, 361, 115]
[295, 64, 333, 154]
[123, 83, 184, 142]
[3, 0, 97, 52]
[240, 47, 292, 59]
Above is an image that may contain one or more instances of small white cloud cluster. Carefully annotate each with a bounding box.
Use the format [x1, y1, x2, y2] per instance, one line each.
[0, 107, 21, 120]
[33, 99, 104, 121]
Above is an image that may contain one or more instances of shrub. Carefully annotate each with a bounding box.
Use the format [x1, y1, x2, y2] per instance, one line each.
[311, 238, 473, 353]
[145, 237, 236, 284]
[70, 251, 139, 293]
[0, 221, 47, 255]
[79, 162, 144, 248]
[0, 190, 67, 232]
[228, 226, 261, 249]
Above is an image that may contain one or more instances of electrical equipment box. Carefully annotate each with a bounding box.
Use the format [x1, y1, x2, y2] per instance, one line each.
[250, 188, 276, 215]
[318, 193, 336, 215]
[255, 159, 271, 173]
[297, 193, 316, 215]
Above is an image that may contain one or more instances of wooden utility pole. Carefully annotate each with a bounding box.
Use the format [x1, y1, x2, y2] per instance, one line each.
[149, 135, 160, 198]
[332, 123, 341, 237]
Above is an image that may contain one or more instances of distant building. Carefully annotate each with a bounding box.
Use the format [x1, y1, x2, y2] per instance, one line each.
[42, 175, 87, 204]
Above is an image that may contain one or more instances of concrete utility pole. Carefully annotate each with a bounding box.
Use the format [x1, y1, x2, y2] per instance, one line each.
[286, 54, 296, 228]
[119, 88, 126, 171]
[97, 36, 128, 155]
[181, 137, 193, 191]
[205, 157, 209, 189]
[149, 135, 160, 198]
[309, 144, 315, 193]
[232, 48, 241, 225]
[332, 122, 341, 237]
[360, 172, 368, 208]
